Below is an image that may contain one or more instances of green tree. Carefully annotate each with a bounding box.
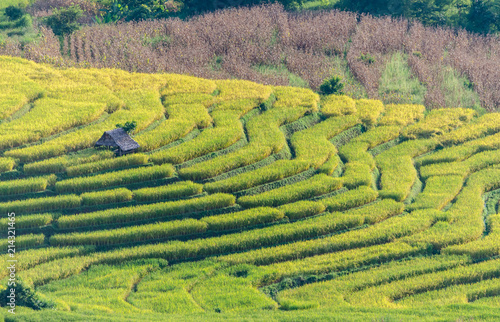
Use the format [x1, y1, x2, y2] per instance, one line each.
[4, 6, 24, 21]
[467, 0, 500, 34]
[44, 5, 83, 36]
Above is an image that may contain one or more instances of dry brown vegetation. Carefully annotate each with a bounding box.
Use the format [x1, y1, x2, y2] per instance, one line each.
[1, 3, 499, 110]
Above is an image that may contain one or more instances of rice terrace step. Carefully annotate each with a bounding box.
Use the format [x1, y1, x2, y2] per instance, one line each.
[0, 0, 499, 320]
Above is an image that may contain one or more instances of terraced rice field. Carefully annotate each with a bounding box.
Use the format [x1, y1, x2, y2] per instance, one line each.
[1, 55, 500, 320]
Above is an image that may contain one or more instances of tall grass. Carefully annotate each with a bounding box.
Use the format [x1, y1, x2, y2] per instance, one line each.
[378, 52, 426, 105]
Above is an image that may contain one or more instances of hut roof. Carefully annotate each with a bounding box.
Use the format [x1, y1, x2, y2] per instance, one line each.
[95, 128, 140, 152]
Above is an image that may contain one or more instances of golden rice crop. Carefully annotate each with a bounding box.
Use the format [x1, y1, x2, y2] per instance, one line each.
[377, 103, 425, 127]
[55, 164, 175, 193]
[57, 193, 235, 229]
[0, 213, 52, 230]
[133, 181, 203, 202]
[0, 175, 56, 196]
[401, 107, 475, 139]
[0, 194, 81, 214]
[354, 99, 385, 126]
[321, 95, 356, 117]
[80, 188, 133, 206]
[66, 154, 150, 177]
[201, 207, 284, 231]
[237, 174, 343, 208]
[0, 158, 16, 173]
[50, 219, 207, 247]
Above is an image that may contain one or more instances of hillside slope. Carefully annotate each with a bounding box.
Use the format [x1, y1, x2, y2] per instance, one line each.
[1, 4, 497, 112]
[1, 56, 500, 320]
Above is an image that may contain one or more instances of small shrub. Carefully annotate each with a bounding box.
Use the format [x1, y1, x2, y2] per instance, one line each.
[15, 14, 32, 28]
[359, 53, 375, 64]
[0, 278, 54, 310]
[116, 120, 137, 133]
[319, 76, 344, 95]
[5, 6, 24, 21]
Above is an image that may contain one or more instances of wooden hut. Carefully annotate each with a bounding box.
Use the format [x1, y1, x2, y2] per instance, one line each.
[95, 128, 140, 156]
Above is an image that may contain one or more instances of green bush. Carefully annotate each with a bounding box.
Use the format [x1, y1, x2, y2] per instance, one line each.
[319, 76, 344, 95]
[44, 5, 83, 36]
[116, 120, 137, 133]
[0, 278, 54, 310]
[5, 6, 24, 21]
